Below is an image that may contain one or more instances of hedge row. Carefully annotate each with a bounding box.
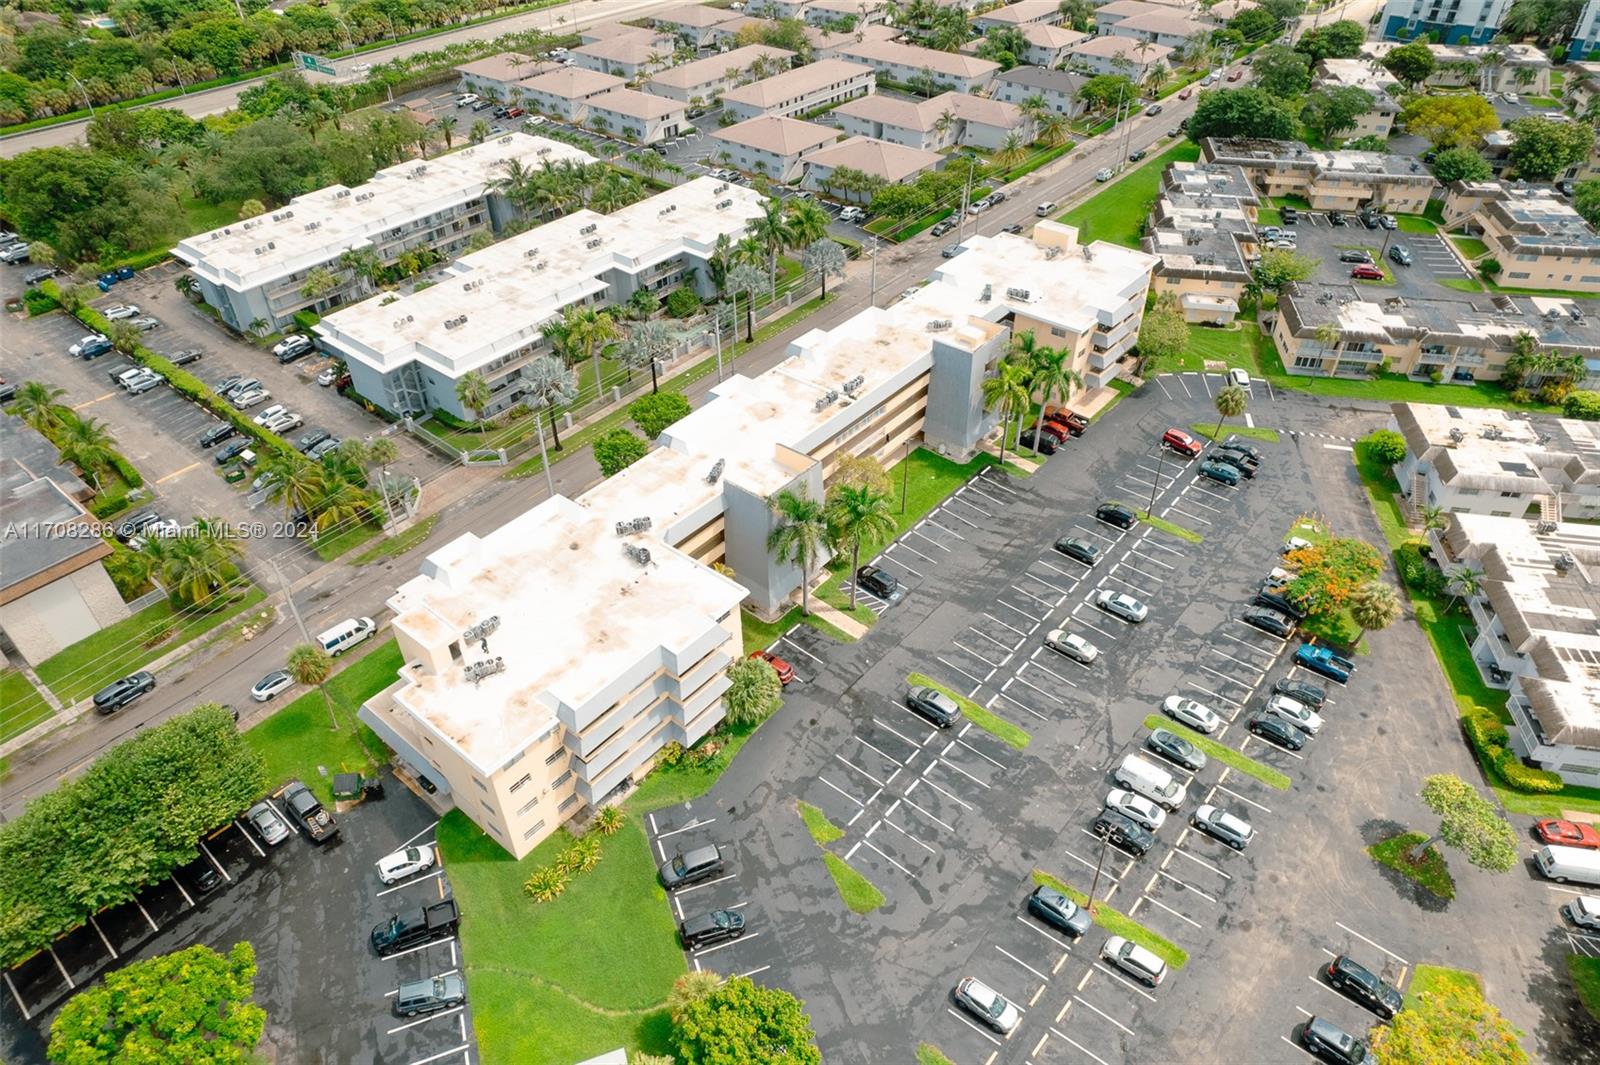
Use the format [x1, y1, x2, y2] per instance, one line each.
[1462, 705, 1564, 794]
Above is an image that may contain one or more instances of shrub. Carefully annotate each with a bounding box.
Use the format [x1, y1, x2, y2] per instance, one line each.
[657, 741, 686, 768]
[89, 489, 134, 519]
[593, 427, 648, 476]
[1538, 379, 1574, 405]
[1510, 387, 1535, 405]
[23, 288, 58, 315]
[1462, 709, 1508, 760]
[1479, 256, 1502, 277]
[431, 408, 477, 432]
[665, 286, 703, 318]
[594, 806, 625, 836]
[563, 835, 602, 874]
[1363, 429, 1406, 465]
[292, 309, 321, 332]
[1566, 390, 1600, 420]
[522, 866, 568, 903]
[723, 655, 783, 727]
[1495, 747, 1564, 793]
[629, 390, 692, 438]
[107, 451, 143, 489]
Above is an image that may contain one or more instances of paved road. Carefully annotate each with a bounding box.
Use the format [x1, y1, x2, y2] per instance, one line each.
[0, 0, 677, 157]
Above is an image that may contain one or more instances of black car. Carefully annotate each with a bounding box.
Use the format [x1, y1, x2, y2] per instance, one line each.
[115, 509, 161, 542]
[1096, 502, 1136, 529]
[180, 857, 223, 895]
[1325, 956, 1403, 1019]
[1220, 440, 1261, 462]
[1053, 536, 1098, 566]
[1092, 808, 1154, 856]
[1210, 451, 1256, 478]
[296, 428, 332, 453]
[1328, 212, 1347, 227]
[198, 423, 237, 448]
[92, 670, 156, 713]
[679, 909, 746, 949]
[1337, 249, 1372, 264]
[1027, 886, 1092, 937]
[169, 348, 204, 366]
[1281, 207, 1299, 224]
[1253, 590, 1306, 620]
[1019, 428, 1058, 455]
[856, 564, 900, 600]
[1247, 711, 1306, 750]
[1301, 1016, 1368, 1064]
[1129, 148, 1147, 162]
[24, 266, 59, 284]
[930, 218, 956, 237]
[1242, 608, 1294, 638]
[659, 844, 725, 890]
[906, 685, 960, 728]
[214, 440, 251, 465]
[1145, 727, 1207, 772]
[1273, 675, 1326, 709]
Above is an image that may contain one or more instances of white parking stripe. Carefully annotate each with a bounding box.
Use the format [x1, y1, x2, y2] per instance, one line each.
[985, 611, 1032, 636]
[902, 794, 955, 831]
[997, 945, 1051, 981]
[1102, 570, 1153, 597]
[920, 776, 974, 811]
[953, 640, 1005, 668]
[1003, 676, 1057, 716]
[946, 1008, 1002, 1046]
[656, 818, 716, 840]
[1171, 845, 1233, 880]
[878, 550, 924, 578]
[1156, 868, 1217, 903]
[891, 539, 938, 564]
[1187, 682, 1242, 707]
[1024, 657, 1078, 688]
[1214, 783, 1273, 814]
[856, 735, 905, 767]
[1062, 848, 1119, 881]
[936, 756, 991, 789]
[1010, 584, 1059, 608]
[693, 932, 763, 958]
[1137, 534, 1185, 557]
[1075, 991, 1140, 1032]
[863, 839, 917, 877]
[1141, 893, 1203, 929]
[882, 816, 936, 854]
[778, 636, 824, 664]
[1052, 1027, 1111, 1065]
[1016, 915, 1075, 950]
[873, 717, 922, 748]
[818, 775, 864, 805]
[924, 517, 966, 540]
[1334, 922, 1411, 965]
[969, 626, 1020, 652]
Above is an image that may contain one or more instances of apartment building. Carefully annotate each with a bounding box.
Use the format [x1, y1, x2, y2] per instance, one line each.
[1435, 513, 1600, 785]
[1142, 162, 1260, 324]
[174, 133, 591, 333]
[720, 58, 877, 120]
[747, 0, 812, 17]
[1378, 0, 1509, 44]
[805, 22, 901, 59]
[711, 115, 840, 182]
[572, 35, 676, 79]
[645, 44, 795, 104]
[359, 223, 1157, 855]
[1566, 61, 1600, 114]
[805, 0, 891, 26]
[1273, 282, 1600, 384]
[973, 0, 1063, 32]
[1311, 59, 1402, 139]
[453, 52, 558, 99]
[519, 67, 627, 123]
[1442, 182, 1600, 294]
[1390, 402, 1600, 524]
[1107, 11, 1208, 51]
[315, 178, 768, 421]
[802, 135, 945, 196]
[992, 65, 1089, 118]
[1015, 25, 1090, 67]
[584, 88, 690, 143]
[834, 90, 1031, 151]
[653, 2, 748, 46]
[1204, 0, 1259, 22]
[1093, 0, 1175, 31]
[1066, 36, 1174, 80]
[1361, 41, 1551, 94]
[1199, 138, 1437, 213]
[835, 39, 1002, 93]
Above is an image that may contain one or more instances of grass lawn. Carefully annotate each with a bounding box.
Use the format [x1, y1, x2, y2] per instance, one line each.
[182, 196, 241, 236]
[1189, 422, 1280, 444]
[242, 638, 400, 805]
[437, 812, 682, 1065]
[1450, 235, 1490, 259]
[738, 604, 855, 653]
[1440, 277, 1485, 293]
[1140, 715, 1290, 790]
[1395, 213, 1437, 233]
[1184, 324, 1262, 373]
[35, 585, 266, 704]
[917, 1044, 957, 1065]
[1368, 832, 1456, 900]
[352, 515, 441, 565]
[798, 800, 844, 844]
[1032, 869, 1188, 969]
[1057, 141, 1202, 248]
[1486, 277, 1600, 300]
[626, 719, 761, 813]
[1404, 963, 1482, 1012]
[1569, 956, 1600, 1023]
[814, 579, 881, 628]
[909, 672, 1030, 750]
[0, 670, 53, 744]
[1137, 510, 1202, 544]
[823, 852, 886, 913]
[312, 522, 383, 562]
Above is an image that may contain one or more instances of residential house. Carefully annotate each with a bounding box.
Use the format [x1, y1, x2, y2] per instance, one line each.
[653, 2, 749, 47]
[572, 35, 676, 79]
[972, 0, 1063, 32]
[711, 115, 841, 181]
[454, 52, 559, 100]
[519, 67, 627, 123]
[1199, 137, 1437, 213]
[834, 90, 1031, 150]
[1442, 181, 1600, 294]
[645, 44, 795, 104]
[1312, 58, 1403, 139]
[1106, 11, 1208, 53]
[1066, 36, 1174, 80]
[1093, 0, 1179, 32]
[804, 22, 901, 59]
[836, 38, 1002, 93]
[720, 58, 877, 120]
[992, 66, 1089, 118]
[802, 135, 945, 196]
[804, 0, 892, 26]
[584, 89, 690, 143]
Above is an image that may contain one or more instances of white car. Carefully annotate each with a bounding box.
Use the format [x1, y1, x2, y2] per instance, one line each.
[377, 844, 437, 885]
[1228, 368, 1251, 389]
[125, 370, 163, 395]
[350, 61, 372, 73]
[69, 332, 109, 357]
[251, 669, 294, 702]
[1190, 804, 1254, 850]
[524, 114, 547, 126]
[456, 93, 479, 106]
[0, 241, 31, 263]
[262, 410, 304, 433]
[103, 303, 141, 320]
[317, 365, 341, 386]
[252, 403, 288, 426]
[1565, 896, 1600, 932]
[1106, 788, 1166, 831]
[1281, 536, 1314, 555]
[550, 46, 568, 56]
[1162, 695, 1221, 734]
[1045, 630, 1099, 664]
[1265, 693, 1323, 735]
[1102, 935, 1168, 987]
[232, 388, 271, 409]
[839, 206, 865, 223]
[1095, 167, 1114, 182]
[273, 334, 313, 359]
[1093, 589, 1148, 624]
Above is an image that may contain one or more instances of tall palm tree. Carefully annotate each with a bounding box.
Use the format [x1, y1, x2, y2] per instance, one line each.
[288, 642, 339, 730]
[522, 350, 580, 464]
[1349, 580, 1402, 648]
[263, 453, 324, 519]
[455, 371, 492, 440]
[562, 305, 620, 406]
[11, 380, 69, 433]
[981, 358, 1033, 463]
[1445, 567, 1482, 614]
[57, 414, 117, 488]
[727, 262, 769, 342]
[1026, 342, 1083, 453]
[750, 198, 789, 296]
[785, 198, 831, 252]
[145, 519, 244, 607]
[436, 113, 459, 149]
[995, 131, 1027, 168]
[619, 318, 677, 393]
[767, 486, 828, 616]
[309, 465, 376, 537]
[1212, 383, 1248, 443]
[825, 484, 897, 609]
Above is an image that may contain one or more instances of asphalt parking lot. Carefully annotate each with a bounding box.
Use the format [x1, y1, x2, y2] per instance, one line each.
[0, 776, 471, 1065]
[1284, 211, 1473, 300]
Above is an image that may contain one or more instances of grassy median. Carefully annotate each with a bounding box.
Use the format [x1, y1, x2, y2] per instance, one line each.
[1189, 423, 1281, 444]
[1136, 510, 1203, 544]
[1140, 715, 1290, 790]
[823, 852, 886, 914]
[908, 672, 1030, 750]
[798, 800, 844, 845]
[1368, 832, 1456, 900]
[1032, 869, 1188, 969]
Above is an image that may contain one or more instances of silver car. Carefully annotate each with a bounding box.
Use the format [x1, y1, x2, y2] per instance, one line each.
[247, 800, 291, 846]
[1045, 630, 1099, 664]
[1265, 693, 1323, 734]
[1093, 589, 1148, 623]
[953, 976, 1020, 1034]
[1190, 804, 1254, 850]
[1101, 935, 1167, 987]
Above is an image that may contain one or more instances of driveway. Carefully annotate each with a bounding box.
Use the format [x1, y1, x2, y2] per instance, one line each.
[1287, 212, 1469, 300]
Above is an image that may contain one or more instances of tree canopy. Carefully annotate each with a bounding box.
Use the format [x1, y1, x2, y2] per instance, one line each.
[1370, 978, 1527, 1065]
[629, 391, 693, 439]
[1420, 773, 1520, 874]
[1380, 41, 1437, 87]
[1252, 247, 1318, 292]
[594, 428, 649, 476]
[1251, 45, 1312, 98]
[1301, 86, 1373, 143]
[1188, 89, 1300, 142]
[673, 975, 821, 1065]
[723, 656, 784, 728]
[1293, 20, 1365, 61]
[1284, 536, 1384, 616]
[1135, 292, 1188, 374]
[1506, 117, 1596, 182]
[1399, 94, 1498, 149]
[1430, 146, 1493, 184]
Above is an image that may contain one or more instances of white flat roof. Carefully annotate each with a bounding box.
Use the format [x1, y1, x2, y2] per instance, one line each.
[316, 177, 766, 379]
[175, 134, 592, 293]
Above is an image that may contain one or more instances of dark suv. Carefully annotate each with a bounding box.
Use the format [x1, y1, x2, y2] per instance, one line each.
[659, 844, 725, 890]
[1254, 589, 1306, 620]
[1324, 955, 1403, 1019]
[679, 909, 746, 949]
[906, 686, 960, 728]
[1273, 676, 1326, 709]
[93, 671, 156, 713]
[1092, 808, 1154, 856]
[856, 565, 901, 600]
[1210, 450, 1256, 478]
[1096, 502, 1136, 529]
[1301, 1016, 1369, 1064]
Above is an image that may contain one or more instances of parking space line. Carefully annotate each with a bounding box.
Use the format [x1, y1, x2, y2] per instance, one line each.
[377, 868, 447, 898]
[879, 549, 924, 578]
[901, 793, 955, 831]
[401, 818, 442, 848]
[1212, 648, 1263, 672]
[909, 525, 951, 552]
[891, 539, 938, 564]
[1001, 676, 1055, 717]
[969, 626, 1020, 653]
[936, 505, 980, 529]
[1166, 504, 1212, 527]
[953, 640, 1005, 668]
[993, 687, 1046, 722]
[835, 754, 885, 788]
[234, 818, 266, 857]
[936, 655, 987, 689]
[1334, 922, 1410, 965]
[873, 717, 922, 748]
[1051, 1027, 1111, 1065]
[1214, 783, 1273, 814]
[380, 935, 458, 961]
[964, 482, 1010, 507]
[924, 517, 966, 540]
[1171, 846, 1232, 879]
[984, 612, 1031, 637]
[863, 839, 917, 878]
[777, 636, 824, 664]
[1023, 658, 1077, 689]
[693, 932, 763, 959]
[1141, 893, 1202, 930]
[1062, 848, 1118, 882]
[386, 1005, 465, 1035]
[936, 755, 991, 789]
[198, 839, 231, 883]
[946, 1008, 1003, 1046]
[949, 492, 992, 518]
[1036, 559, 1083, 581]
[1187, 682, 1242, 707]
[2, 972, 30, 1022]
[994, 598, 1038, 622]
[1101, 570, 1153, 598]
[1015, 914, 1074, 951]
[656, 818, 717, 840]
[882, 816, 936, 854]
[1176, 492, 1223, 515]
[408, 1043, 472, 1065]
[1136, 534, 1184, 558]
[996, 945, 1051, 981]
[1009, 583, 1058, 608]
[1023, 570, 1074, 595]
[675, 873, 738, 896]
[857, 735, 905, 767]
[920, 776, 975, 811]
[1155, 868, 1216, 902]
[1074, 992, 1139, 1033]
[1115, 559, 1166, 585]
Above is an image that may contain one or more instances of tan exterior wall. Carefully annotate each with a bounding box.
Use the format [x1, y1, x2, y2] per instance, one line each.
[1153, 271, 1246, 304]
[0, 563, 130, 666]
[1479, 216, 1600, 292]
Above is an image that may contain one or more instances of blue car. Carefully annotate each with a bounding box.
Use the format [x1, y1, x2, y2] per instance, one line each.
[1294, 643, 1354, 683]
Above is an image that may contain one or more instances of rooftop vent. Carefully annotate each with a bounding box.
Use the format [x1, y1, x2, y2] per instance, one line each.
[1006, 287, 1031, 301]
[624, 543, 652, 567]
[813, 389, 840, 411]
[444, 315, 469, 330]
[713, 183, 728, 193]
[1555, 551, 1576, 574]
[980, 283, 992, 302]
[464, 657, 505, 685]
[717, 199, 733, 209]
[926, 319, 951, 331]
[706, 458, 725, 484]
[336, 190, 351, 199]
[586, 238, 603, 249]
[580, 223, 598, 235]
[533, 260, 548, 270]
[1448, 427, 1466, 443]
[537, 146, 552, 155]
[615, 516, 653, 536]
[524, 248, 541, 258]
[304, 221, 321, 231]
[463, 615, 501, 643]
[658, 204, 678, 216]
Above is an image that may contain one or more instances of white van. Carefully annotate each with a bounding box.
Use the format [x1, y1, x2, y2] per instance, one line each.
[1113, 753, 1188, 811]
[319, 616, 376, 656]
[1535, 844, 1600, 886]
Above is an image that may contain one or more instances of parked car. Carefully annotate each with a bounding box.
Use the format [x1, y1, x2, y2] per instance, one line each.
[1036, 201, 1057, 216]
[1324, 955, 1403, 1019]
[1198, 460, 1240, 486]
[296, 428, 332, 453]
[262, 410, 304, 433]
[125, 370, 163, 395]
[0, 242, 31, 263]
[317, 364, 342, 386]
[1253, 589, 1306, 620]
[1226, 68, 1243, 80]
[1210, 450, 1256, 478]
[24, 266, 59, 284]
[181, 858, 222, 895]
[1092, 808, 1155, 855]
[1101, 936, 1167, 987]
[1162, 695, 1220, 734]
[1094, 589, 1148, 624]
[1000, 222, 1024, 235]
[1045, 630, 1098, 664]
[1019, 428, 1058, 454]
[1281, 207, 1298, 224]
[930, 218, 956, 237]
[1273, 675, 1326, 709]
[1128, 148, 1147, 162]
[1191, 804, 1254, 850]
[68, 333, 110, 357]
[1388, 243, 1412, 266]
[1242, 608, 1294, 638]
[1265, 692, 1323, 734]
[679, 909, 746, 949]
[1329, 212, 1348, 227]
[1350, 264, 1384, 280]
[1247, 711, 1306, 750]
[103, 303, 141, 320]
[1105, 788, 1166, 831]
[1295, 643, 1354, 682]
[128, 315, 160, 331]
[1378, 214, 1397, 230]
[906, 685, 960, 728]
[1046, 408, 1088, 436]
[1145, 103, 1163, 116]
[115, 509, 161, 542]
[232, 387, 271, 409]
[274, 334, 314, 363]
[371, 898, 456, 955]
[1054, 536, 1098, 566]
[1145, 728, 1207, 772]
[659, 844, 725, 889]
[1160, 427, 1202, 457]
[377, 844, 437, 885]
[214, 440, 252, 465]
[1027, 885, 1091, 937]
[1300, 1016, 1369, 1065]
[953, 977, 1021, 1034]
[246, 800, 291, 845]
[1096, 501, 1136, 529]
[306, 437, 342, 461]
[1178, 87, 1193, 99]
[198, 423, 237, 448]
[1565, 896, 1600, 931]
[251, 669, 294, 702]
[169, 348, 204, 366]
[1538, 819, 1600, 850]
[1337, 249, 1371, 264]
[1095, 168, 1114, 182]
[856, 564, 900, 600]
[941, 243, 964, 258]
[838, 206, 865, 223]
[93, 670, 156, 713]
[748, 649, 796, 685]
[252, 403, 289, 427]
[393, 974, 466, 1018]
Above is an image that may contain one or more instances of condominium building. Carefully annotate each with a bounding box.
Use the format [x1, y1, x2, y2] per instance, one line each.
[1273, 282, 1600, 383]
[1378, 0, 1509, 44]
[1204, 0, 1258, 22]
[835, 39, 1002, 93]
[360, 222, 1157, 856]
[1312, 59, 1402, 139]
[653, 2, 748, 46]
[805, 22, 901, 59]
[454, 52, 559, 99]
[1106, 11, 1208, 51]
[1011, 25, 1090, 67]
[174, 134, 592, 333]
[580, 21, 668, 45]
[1199, 138, 1436, 213]
[720, 58, 877, 120]
[992, 66, 1089, 118]
[710, 115, 841, 182]
[1442, 182, 1600, 294]
[584, 88, 690, 144]
[1066, 35, 1173, 80]
[645, 44, 794, 104]
[1577, 2, 1600, 63]
[1435, 513, 1600, 785]
[315, 178, 768, 420]
[972, 0, 1063, 32]
[802, 135, 945, 196]
[834, 90, 1031, 151]
[1361, 41, 1551, 94]
[1093, 0, 1176, 31]
[1142, 162, 1260, 324]
[1389, 402, 1600, 523]
[572, 35, 676, 79]
[708, 16, 768, 48]
[804, 0, 891, 26]
[518, 67, 627, 123]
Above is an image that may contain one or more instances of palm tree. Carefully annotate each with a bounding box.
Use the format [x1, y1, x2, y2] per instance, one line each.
[436, 113, 459, 149]
[338, 248, 383, 297]
[455, 371, 492, 440]
[785, 198, 831, 251]
[727, 262, 769, 342]
[174, 274, 200, 301]
[995, 131, 1027, 168]
[521, 353, 579, 455]
[299, 266, 341, 303]
[1026, 342, 1083, 454]
[750, 198, 789, 296]
[262, 453, 323, 519]
[108, 322, 140, 356]
[469, 119, 490, 144]
[1349, 580, 1402, 648]
[367, 437, 399, 526]
[1445, 567, 1482, 614]
[802, 239, 847, 299]
[309, 465, 376, 537]
[145, 519, 244, 607]
[767, 486, 829, 616]
[562, 305, 620, 407]
[981, 357, 1033, 463]
[1313, 322, 1342, 371]
[249, 317, 270, 338]
[11, 380, 69, 433]
[288, 642, 339, 729]
[1421, 504, 1447, 535]
[825, 484, 897, 609]
[618, 319, 677, 393]
[1212, 383, 1248, 442]
[57, 414, 117, 488]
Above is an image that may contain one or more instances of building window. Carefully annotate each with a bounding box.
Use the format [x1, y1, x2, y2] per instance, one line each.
[545, 747, 566, 765]
[518, 796, 539, 816]
[554, 769, 574, 788]
[524, 819, 547, 840]
[475, 776, 489, 792]
[510, 773, 533, 793]
[559, 794, 579, 812]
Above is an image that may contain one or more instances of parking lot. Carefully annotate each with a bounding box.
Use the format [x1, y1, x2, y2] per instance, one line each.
[1277, 210, 1474, 300]
[0, 776, 472, 1065]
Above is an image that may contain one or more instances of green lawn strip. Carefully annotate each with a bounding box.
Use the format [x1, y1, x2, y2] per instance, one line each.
[351, 514, 441, 565]
[35, 585, 265, 704]
[468, 976, 673, 1065]
[1091, 379, 1137, 423]
[1257, 206, 1282, 227]
[1569, 956, 1600, 1023]
[917, 1043, 958, 1065]
[798, 801, 844, 844]
[0, 670, 53, 744]
[1139, 715, 1290, 790]
[312, 522, 383, 562]
[1136, 510, 1202, 544]
[1056, 142, 1202, 247]
[1367, 832, 1456, 900]
[1404, 963, 1482, 1012]
[822, 852, 886, 914]
[1395, 213, 1437, 234]
[626, 719, 761, 813]
[1440, 277, 1485, 293]
[814, 578, 879, 629]
[1189, 423, 1281, 444]
[908, 672, 1030, 750]
[1485, 278, 1600, 300]
[1183, 324, 1260, 372]
[1449, 235, 1490, 259]
[1031, 869, 1188, 969]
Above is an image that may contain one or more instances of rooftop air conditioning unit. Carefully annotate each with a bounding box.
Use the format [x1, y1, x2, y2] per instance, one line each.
[624, 543, 652, 566]
[706, 459, 724, 484]
[717, 199, 733, 209]
[926, 319, 951, 331]
[580, 223, 597, 235]
[587, 238, 603, 249]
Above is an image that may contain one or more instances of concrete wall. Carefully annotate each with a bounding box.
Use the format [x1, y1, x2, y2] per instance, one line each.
[0, 563, 130, 666]
[722, 463, 827, 615]
[923, 331, 1004, 459]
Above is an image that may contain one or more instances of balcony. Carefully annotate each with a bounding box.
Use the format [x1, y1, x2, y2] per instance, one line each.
[1453, 351, 1486, 367]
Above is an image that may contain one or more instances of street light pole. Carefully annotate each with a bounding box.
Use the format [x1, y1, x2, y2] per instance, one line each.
[1085, 828, 1112, 916]
[68, 74, 96, 119]
[1148, 442, 1167, 518]
[900, 440, 912, 515]
[869, 236, 880, 307]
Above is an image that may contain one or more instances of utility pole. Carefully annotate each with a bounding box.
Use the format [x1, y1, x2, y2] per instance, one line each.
[869, 236, 880, 307]
[1085, 829, 1113, 916]
[900, 440, 912, 514]
[1148, 442, 1167, 518]
[269, 559, 338, 731]
[534, 415, 556, 497]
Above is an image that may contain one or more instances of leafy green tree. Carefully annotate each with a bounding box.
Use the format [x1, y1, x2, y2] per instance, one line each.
[1381, 41, 1437, 88]
[723, 655, 784, 727]
[1349, 580, 1402, 645]
[1301, 86, 1372, 143]
[594, 427, 649, 475]
[833, 454, 891, 495]
[674, 975, 821, 1065]
[868, 184, 934, 220]
[1285, 537, 1384, 616]
[1370, 979, 1527, 1065]
[1293, 19, 1365, 61]
[1077, 73, 1137, 112]
[1399, 94, 1498, 148]
[1414, 773, 1519, 873]
[1135, 293, 1188, 375]
[1252, 247, 1317, 293]
[48, 941, 265, 1064]
[455, 371, 491, 440]
[1251, 45, 1311, 97]
[1565, 390, 1600, 420]
[1506, 116, 1596, 181]
[1431, 146, 1493, 184]
[825, 483, 897, 609]
[630, 391, 692, 438]
[668, 970, 725, 1024]
[1227, 6, 1278, 41]
[1188, 89, 1301, 142]
[1343, 135, 1390, 152]
[1364, 429, 1407, 464]
[767, 486, 828, 616]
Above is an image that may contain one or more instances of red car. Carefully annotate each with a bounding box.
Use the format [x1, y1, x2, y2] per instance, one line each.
[504, 106, 525, 118]
[1045, 406, 1088, 437]
[749, 650, 796, 685]
[1226, 69, 1243, 81]
[1179, 87, 1193, 100]
[1536, 819, 1600, 849]
[1350, 264, 1384, 280]
[1161, 428, 1202, 458]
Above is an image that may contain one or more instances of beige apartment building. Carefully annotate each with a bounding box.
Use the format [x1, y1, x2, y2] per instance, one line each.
[1311, 59, 1402, 140]
[644, 44, 794, 104]
[1443, 181, 1600, 294]
[721, 58, 878, 120]
[1142, 161, 1260, 324]
[1199, 138, 1437, 213]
